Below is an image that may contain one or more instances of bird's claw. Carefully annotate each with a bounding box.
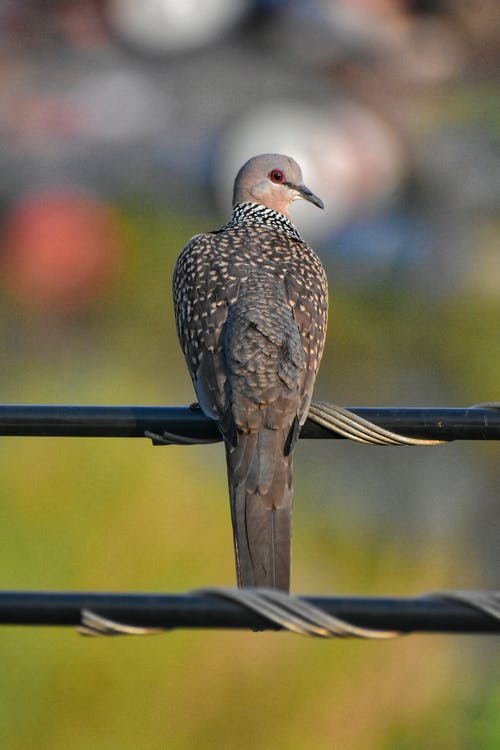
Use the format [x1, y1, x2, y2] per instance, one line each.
[145, 429, 219, 446]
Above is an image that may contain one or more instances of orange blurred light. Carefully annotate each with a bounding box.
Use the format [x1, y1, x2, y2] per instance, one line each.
[2, 188, 122, 314]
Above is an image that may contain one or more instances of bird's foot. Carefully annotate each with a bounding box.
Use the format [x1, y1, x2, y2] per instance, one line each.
[145, 429, 218, 446]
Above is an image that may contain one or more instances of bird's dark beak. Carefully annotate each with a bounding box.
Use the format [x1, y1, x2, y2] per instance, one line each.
[296, 184, 324, 210]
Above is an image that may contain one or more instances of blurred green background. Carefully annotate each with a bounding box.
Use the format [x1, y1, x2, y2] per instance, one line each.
[1, 204, 499, 750]
[0, 2, 499, 749]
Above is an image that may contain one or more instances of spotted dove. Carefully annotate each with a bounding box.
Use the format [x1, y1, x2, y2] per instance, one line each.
[173, 154, 328, 591]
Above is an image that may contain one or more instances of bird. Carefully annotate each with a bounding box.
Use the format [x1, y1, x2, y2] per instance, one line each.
[173, 154, 328, 592]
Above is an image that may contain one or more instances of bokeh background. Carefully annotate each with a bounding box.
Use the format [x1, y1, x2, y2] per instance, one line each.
[0, 1, 499, 748]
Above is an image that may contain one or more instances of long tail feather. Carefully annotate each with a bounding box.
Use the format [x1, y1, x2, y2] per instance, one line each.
[225, 429, 293, 592]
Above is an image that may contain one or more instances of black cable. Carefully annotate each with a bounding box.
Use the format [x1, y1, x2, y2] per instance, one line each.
[0, 590, 498, 634]
[0, 403, 499, 441]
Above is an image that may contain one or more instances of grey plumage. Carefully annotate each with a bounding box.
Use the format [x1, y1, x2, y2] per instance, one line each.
[173, 154, 328, 591]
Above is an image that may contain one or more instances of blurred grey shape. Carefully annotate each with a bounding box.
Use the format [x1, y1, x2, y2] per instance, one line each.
[68, 70, 173, 142]
[107, 0, 250, 54]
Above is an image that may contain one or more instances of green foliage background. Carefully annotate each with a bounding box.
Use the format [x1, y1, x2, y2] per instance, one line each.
[0, 206, 499, 749]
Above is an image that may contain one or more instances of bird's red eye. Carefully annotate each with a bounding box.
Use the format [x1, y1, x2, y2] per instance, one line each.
[269, 169, 285, 183]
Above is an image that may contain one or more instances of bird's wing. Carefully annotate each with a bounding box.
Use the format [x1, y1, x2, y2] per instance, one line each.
[173, 232, 239, 431]
[284, 250, 328, 427]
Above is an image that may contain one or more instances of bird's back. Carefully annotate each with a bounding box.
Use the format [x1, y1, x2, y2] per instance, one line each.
[174, 210, 328, 426]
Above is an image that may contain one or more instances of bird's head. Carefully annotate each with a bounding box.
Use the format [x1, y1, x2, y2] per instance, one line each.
[232, 153, 324, 219]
